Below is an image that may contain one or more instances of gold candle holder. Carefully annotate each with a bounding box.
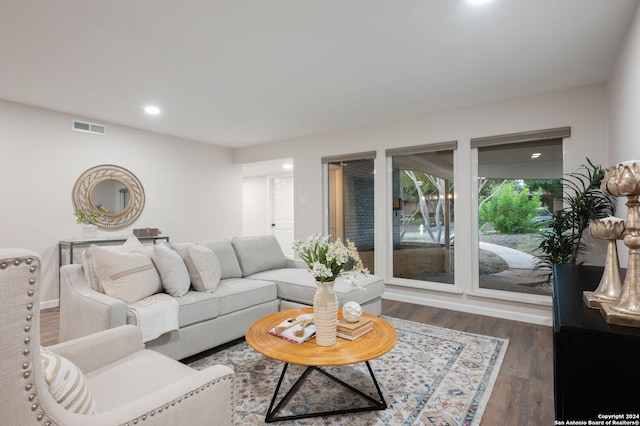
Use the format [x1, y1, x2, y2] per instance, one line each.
[600, 160, 640, 327]
[583, 217, 625, 309]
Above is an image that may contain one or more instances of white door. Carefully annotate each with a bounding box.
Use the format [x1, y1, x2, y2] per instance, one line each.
[272, 176, 294, 257]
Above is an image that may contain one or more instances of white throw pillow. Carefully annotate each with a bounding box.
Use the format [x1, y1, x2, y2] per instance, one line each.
[152, 244, 191, 297]
[41, 346, 97, 415]
[81, 247, 103, 292]
[184, 243, 221, 292]
[92, 236, 162, 303]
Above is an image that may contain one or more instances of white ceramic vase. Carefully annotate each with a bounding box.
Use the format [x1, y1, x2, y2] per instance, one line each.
[313, 281, 338, 346]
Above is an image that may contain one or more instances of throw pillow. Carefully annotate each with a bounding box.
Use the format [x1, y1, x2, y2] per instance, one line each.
[81, 237, 155, 294]
[232, 235, 287, 276]
[169, 242, 192, 260]
[151, 244, 190, 297]
[184, 243, 221, 292]
[121, 234, 149, 255]
[200, 240, 243, 279]
[40, 346, 98, 415]
[92, 237, 162, 303]
[81, 247, 103, 293]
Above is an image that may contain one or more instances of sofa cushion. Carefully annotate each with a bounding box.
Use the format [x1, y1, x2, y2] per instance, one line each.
[200, 240, 243, 279]
[232, 235, 287, 276]
[176, 291, 221, 328]
[151, 244, 190, 297]
[184, 244, 222, 293]
[213, 278, 278, 316]
[41, 346, 98, 415]
[248, 268, 385, 307]
[86, 349, 196, 412]
[127, 293, 180, 343]
[125, 278, 277, 330]
[92, 238, 162, 303]
[129, 290, 220, 329]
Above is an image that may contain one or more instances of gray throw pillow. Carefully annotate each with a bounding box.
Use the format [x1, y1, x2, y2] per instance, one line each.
[152, 244, 191, 297]
[232, 235, 287, 276]
[200, 239, 243, 279]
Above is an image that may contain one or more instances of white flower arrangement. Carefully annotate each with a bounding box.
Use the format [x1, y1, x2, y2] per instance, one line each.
[293, 234, 369, 288]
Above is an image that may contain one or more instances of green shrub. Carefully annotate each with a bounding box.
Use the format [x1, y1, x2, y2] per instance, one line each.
[479, 182, 542, 234]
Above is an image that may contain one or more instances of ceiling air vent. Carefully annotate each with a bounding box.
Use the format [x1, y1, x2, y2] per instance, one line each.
[72, 120, 106, 135]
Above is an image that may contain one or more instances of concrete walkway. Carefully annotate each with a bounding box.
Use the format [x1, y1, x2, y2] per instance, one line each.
[479, 242, 539, 269]
[479, 242, 551, 292]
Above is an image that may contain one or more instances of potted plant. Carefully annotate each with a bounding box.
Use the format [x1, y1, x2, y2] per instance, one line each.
[535, 158, 615, 282]
[292, 234, 368, 346]
[74, 206, 108, 237]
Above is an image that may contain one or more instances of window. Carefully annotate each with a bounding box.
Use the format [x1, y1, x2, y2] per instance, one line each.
[324, 153, 375, 273]
[472, 128, 568, 297]
[387, 143, 456, 285]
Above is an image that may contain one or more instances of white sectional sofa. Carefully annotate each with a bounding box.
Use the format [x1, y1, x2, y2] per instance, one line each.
[59, 235, 384, 360]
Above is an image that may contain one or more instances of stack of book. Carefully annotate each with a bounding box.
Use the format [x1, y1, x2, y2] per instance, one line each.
[337, 317, 373, 340]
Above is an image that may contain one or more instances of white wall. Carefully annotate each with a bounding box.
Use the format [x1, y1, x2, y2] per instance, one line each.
[0, 99, 243, 306]
[235, 84, 609, 325]
[242, 176, 270, 236]
[608, 3, 640, 268]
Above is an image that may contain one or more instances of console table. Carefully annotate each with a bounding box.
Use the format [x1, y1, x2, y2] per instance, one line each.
[553, 264, 640, 420]
[58, 235, 169, 266]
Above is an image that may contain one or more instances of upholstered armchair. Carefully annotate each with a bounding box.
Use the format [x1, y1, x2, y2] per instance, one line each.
[0, 249, 235, 425]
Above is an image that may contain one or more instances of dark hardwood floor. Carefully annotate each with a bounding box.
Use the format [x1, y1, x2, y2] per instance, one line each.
[40, 306, 61, 347]
[40, 299, 554, 425]
[382, 300, 554, 425]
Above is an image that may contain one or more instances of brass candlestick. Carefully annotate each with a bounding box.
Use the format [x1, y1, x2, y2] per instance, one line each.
[583, 217, 625, 309]
[600, 160, 640, 327]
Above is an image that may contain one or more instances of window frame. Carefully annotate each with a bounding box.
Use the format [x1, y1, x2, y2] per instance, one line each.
[469, 127, 571, 305]
[385, 141, 462, 293]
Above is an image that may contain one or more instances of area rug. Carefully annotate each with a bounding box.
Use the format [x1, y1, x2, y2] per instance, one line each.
[187, 316, 508, 425]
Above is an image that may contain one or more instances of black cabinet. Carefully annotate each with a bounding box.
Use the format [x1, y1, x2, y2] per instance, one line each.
[553, 264, 640, 420]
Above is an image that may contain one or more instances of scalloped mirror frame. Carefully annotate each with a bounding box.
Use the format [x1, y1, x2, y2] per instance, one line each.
[72, 164, 145, 230]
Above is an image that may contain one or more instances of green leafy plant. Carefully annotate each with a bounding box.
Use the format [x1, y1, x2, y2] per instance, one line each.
[74, 206, 108, 225]
[293, 234, 369, 287]
[534, 158, 615, 274]
[479, 181, 542, 234]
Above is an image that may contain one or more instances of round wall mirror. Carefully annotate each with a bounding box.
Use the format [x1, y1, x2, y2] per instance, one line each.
[91, 179, 130, 215]
[72, 164, 145, 230]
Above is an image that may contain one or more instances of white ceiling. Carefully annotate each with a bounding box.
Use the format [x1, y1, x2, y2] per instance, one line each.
[1, 0, 638, 148]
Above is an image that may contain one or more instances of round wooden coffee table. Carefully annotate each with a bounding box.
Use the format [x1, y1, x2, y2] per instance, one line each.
[246, 308, 397, 423]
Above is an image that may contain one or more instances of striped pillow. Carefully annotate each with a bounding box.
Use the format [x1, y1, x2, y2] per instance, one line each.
[40, 347, 97, 415]
[92, 237, 162, 303]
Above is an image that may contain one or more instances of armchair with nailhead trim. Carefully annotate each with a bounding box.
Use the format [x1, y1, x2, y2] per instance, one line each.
[0, 249, 235, 425]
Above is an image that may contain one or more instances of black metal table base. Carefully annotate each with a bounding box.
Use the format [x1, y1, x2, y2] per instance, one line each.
[265, 361, 387, 423]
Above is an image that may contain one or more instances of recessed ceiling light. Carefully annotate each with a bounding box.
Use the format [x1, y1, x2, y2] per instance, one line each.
[144, 105, 161, 115]
[531, 152, 542, 159]
[283, 163, 293, 170]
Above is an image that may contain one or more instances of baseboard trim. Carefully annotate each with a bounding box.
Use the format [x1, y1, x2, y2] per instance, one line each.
[40, 299, 59, 310]
[383, 290, 552, 326]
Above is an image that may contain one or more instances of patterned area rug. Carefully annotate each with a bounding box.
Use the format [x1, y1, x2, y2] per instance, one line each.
[187, 316, 508, 425]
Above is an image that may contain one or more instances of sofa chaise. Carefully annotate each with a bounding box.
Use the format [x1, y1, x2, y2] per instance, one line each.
[59, 235, 384, 360]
